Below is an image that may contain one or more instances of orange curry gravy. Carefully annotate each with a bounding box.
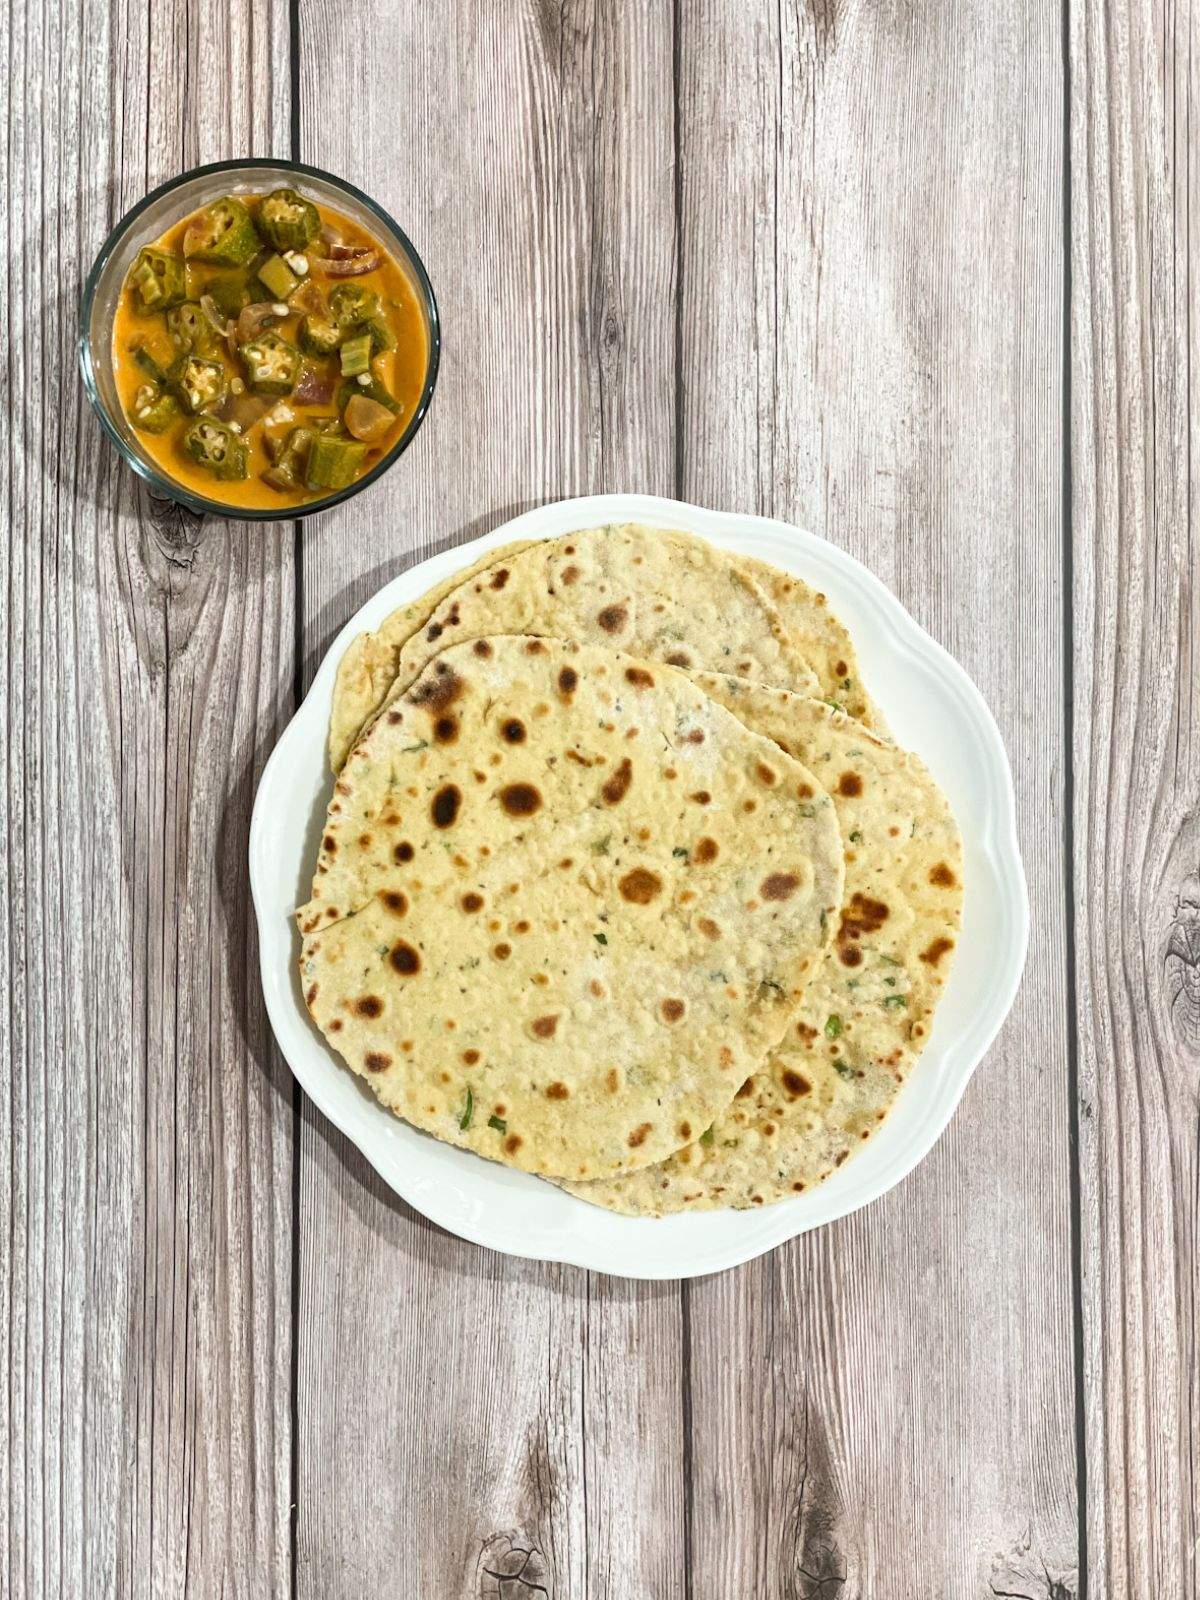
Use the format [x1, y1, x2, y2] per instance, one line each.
[111, 197, 429, 511]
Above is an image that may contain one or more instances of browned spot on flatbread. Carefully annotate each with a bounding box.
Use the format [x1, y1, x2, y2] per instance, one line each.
[364, 1052, 391, 1072]
[619, 868, 662, 904]
[835, 658, 848, 675]
[698, 917, 720, 940]
[546, 1081, 570, 1099]
[921, 936, 955, 966]
[797, 781, 814, 800]
[498, 782, 541, 817]
[433, 714, 458, 743]
[761, 872, 800, 901]
[531, 1014, 560, 1039]
[605, 1068, 620, 1092]
[684, 728, 705, 744]
[354, 995, 384, 1018]
[560, 563, 580, 585]
[408, 661, 464, 713]
[782, 1069, 811, 1098]
[557, 665, 578, 699]
[929, 862, 957, 888]
[624, 666, 654, 688]
[688, 790, 711, 805]
[323, 834, 337, 854]
[493, 942, 512, 960]
[694, 837, 718, 864]
[665, 651, 690, 667]
[837, 772, 863, 798]
[461, 892, 483, 912]
[660, 998, 685, 1023]
[380, 890, 408, 915]
[431, 785, 462, 828]
[462, 1049, 480, 1065]
[718, 1047, 734, 1068]
[389, 942, 421, 976]
[358, 833, 372, 848]
[627, 1122, 653, 1149]
[490, 568, 510, 590]
[394, 841, 414, 863]
[472, 639, 493, 658]
[386, 711, 401, 725]
[756, 762, 778, 786]
[500, 717, 526, 744]
[836, 892, 890, 965]
[305, 984, 317, 1007]
[597, 603, 627, 634]
[601, 758, 633, 805]
[503, 1133, 523, 1155]
[329, 1019, 342, 1033]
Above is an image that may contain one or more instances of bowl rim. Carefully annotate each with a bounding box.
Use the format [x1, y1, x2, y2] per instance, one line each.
[77, 156, 441, 523]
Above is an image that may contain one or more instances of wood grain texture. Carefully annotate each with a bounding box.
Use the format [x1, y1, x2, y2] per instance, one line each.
[675, 2, 1078, 1594]
[294, 4, 684, 1596]
[1070, 0, 1199, 1594]
[0, 1, 295, 1596]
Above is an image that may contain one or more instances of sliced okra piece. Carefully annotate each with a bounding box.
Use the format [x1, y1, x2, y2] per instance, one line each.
[240, 330, 302, 396]
[257, 188, 320, 252]
[128, 383, 181, 434]
[125, 247, 187, 314]
[205, 270, 254, 319]
[256, 252, 299, 302]
[299, 313, 342, 357]
[166, 300, 219, 355]
[363, 311, 396, 354]
[328, 283, 380, 329]
[339, 333, 373, 377]
[305, 433, 368, 492]
[170, 354, 229, 416]
[183, 416, 249, 481]
[261, 425, 317, 490]
[182, 196, 261, 267]
[131, 341, 171, 384]
[337, 375, 399, 416]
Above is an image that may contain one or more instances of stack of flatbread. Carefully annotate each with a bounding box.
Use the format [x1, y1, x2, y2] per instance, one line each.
[297, 525, 961, 1214]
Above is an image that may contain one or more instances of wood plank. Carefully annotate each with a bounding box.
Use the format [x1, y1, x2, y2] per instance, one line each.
[675, 2, 1079, 1593]
[293, 5, 683, 1596]
[1070, 0, 1199, 1593]
[0, 2, 295, 1595]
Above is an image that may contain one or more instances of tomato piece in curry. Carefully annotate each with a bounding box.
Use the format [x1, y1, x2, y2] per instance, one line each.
[111, 189, 429, 511]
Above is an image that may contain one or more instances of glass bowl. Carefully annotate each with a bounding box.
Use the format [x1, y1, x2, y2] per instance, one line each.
[79, 158, 441, 522]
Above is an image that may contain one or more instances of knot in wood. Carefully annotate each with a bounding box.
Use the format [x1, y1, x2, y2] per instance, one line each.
[477, 1531, 550, 1598]
[1165, 875, 1200, 1052]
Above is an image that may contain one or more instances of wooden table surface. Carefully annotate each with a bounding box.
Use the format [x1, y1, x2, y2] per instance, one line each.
[3, 1, 1196, 1595]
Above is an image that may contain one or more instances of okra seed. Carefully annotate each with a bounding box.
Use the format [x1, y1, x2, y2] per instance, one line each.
[356, 373, 371, 387]
[291, 254, 309, 274]
[231, 378, 244, 394]
[271, 302, 289, 317]
[229, 422, 243, 435]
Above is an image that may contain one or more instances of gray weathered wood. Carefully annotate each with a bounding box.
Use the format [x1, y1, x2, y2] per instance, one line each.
[9, 0, 1197, 1592]
[1070, 2, 1200, 1595]
[0, 1, 295, 1596]
[294, 5, 685, 1597]
[675, 2, 1079, 1593]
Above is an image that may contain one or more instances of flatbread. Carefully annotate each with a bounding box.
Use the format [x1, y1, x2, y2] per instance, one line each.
[299, 638, 845, 1181]
[737, 553, 885, 731]
[332, 524, 827, 768]
[328, 540, 535, 771]
[564, 679, 961, 1212]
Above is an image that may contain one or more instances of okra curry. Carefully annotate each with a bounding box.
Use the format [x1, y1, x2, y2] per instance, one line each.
[112, 187, 429, 509]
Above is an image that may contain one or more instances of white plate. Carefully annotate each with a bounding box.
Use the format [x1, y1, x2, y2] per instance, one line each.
[250, 493, 1028, 1279]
